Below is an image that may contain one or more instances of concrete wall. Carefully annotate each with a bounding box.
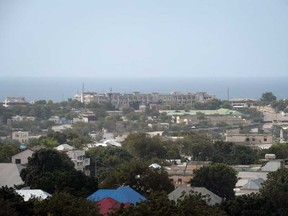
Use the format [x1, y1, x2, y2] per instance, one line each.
[11, 149, 34, 165]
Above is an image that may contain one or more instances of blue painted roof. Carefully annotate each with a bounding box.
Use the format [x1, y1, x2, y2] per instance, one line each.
[20, 145, 27, 150]
[87, 186, 146, 205]
[110, 186, 146, 205]
[87, 189, 114, 201]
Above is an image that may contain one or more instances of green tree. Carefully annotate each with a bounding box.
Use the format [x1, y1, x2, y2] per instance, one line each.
[261, 168, 288, 215]
[212, 141, 257, 165]
[112, 191, 178, 216]
[20, 149, 98, 197]
[222, 193, 276, 216]
[34, 192, 100, 216]
[266, 143, 288, 159]
[0, 186, 35, 216]
[0, 144, 20, 163]
[180, 133, 214, 160]
[158, 112, 172, 123]
[260, 92, 277, 102]
[177, 192, 227, 216]
[20, 149, 74, 186]
[190, 163, 237, 200]
[196, 112, 206, 120]
[101, 160, 174, 195]
[122, 133, 167, 160]
[86, 147, 133, 181]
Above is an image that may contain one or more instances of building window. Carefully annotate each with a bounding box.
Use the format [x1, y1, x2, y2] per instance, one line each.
[252, 138, 255, 141]
[264, 138, 267, 142]
[15, 159, 21, 164]
[246, 138, 250, 142]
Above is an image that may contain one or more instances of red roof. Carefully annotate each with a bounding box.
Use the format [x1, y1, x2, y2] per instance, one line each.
[97, 197, 130, 215]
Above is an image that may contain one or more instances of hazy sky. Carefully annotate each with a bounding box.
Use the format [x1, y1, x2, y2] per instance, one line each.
[1, 0, 288, 78]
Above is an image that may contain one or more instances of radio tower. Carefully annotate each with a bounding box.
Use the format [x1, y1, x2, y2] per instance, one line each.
[81, 82, 84, 103]
[227, 88, 230, 101]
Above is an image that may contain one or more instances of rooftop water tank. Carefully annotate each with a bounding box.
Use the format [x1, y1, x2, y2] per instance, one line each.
[265, 154, 276, 160]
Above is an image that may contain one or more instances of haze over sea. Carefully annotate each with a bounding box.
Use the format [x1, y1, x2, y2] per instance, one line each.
[0, 76, 287, 103]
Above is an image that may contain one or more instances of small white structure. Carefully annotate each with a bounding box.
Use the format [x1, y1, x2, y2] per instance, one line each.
[16, 189, 51, 201]
[103, 140, 122, 147]
[55, 144, 74, 151]
[51, 124, 72, 132]
[265, 154, 276, 160]
[149, 163, 161, 169]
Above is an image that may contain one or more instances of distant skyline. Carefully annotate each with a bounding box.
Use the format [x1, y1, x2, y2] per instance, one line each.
[0, 0, 288, 78]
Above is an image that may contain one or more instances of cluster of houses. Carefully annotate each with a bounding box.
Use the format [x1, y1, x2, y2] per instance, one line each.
[2, 96, 288, 214]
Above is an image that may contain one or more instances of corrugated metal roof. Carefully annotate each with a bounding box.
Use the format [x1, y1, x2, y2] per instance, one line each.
[87, 186, 146, 205]
[0, 163, 24, 187]
[87, 189, 115, 201]
[16, 189, 51, 201]
[242, 178, 264, 190]
[98, 197, 130, 215]
[168, 187, 222, 205]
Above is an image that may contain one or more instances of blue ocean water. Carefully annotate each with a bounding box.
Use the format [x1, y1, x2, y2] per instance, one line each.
[0, 77, 287, 102]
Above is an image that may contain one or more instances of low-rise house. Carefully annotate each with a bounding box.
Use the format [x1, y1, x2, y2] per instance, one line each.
[48, 116, 60, 124]
[12, 131, 29, 143]
[147, 131, 164, 137]
[226, 133, 273, 146]
[233, 156, 286, 196]
[12, 148, 34, 165]
[168, 187, 222, 205]
[11, 146, 42, 165]
[166, 161, 210, 187]
[7, 115, 36, 124]
[51, 124, 72, 132]
[54, 144, 90, 175]
[66, 150, 90, 175]
[235, 178, 264, 196]
[231, 102, 249, 108]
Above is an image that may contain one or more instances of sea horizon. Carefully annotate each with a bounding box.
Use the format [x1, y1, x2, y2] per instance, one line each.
[0, 76, 287, 102]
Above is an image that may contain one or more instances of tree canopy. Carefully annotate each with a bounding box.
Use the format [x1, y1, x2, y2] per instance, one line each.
[190, 163, 237, 200]
[86, 147, 133, 181]
[122, 133, 168, 160]
[261, 168, 288, 215]
[260, 92, 277, 102]
[34, 192, 100, 216]
[20, 149, 98, 197]
[212, 141, 257, 165]
[101, 159, 174, 195]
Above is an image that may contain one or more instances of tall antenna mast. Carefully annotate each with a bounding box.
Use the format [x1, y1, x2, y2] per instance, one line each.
[81, 82, 84, 103]
[227, 88, 230, 101]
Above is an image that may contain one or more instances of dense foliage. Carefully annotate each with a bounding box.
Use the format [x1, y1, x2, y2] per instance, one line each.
[101, 159, 174, 196]
[190, 163, 237, 200]
[20, 149, 98, 197]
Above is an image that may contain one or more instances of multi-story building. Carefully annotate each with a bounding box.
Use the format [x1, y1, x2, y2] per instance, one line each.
[12, 131, 29, 143]
[75, 91, 215, 108]
[66, 150, 91, 176]
[3, 97, 28, 108]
